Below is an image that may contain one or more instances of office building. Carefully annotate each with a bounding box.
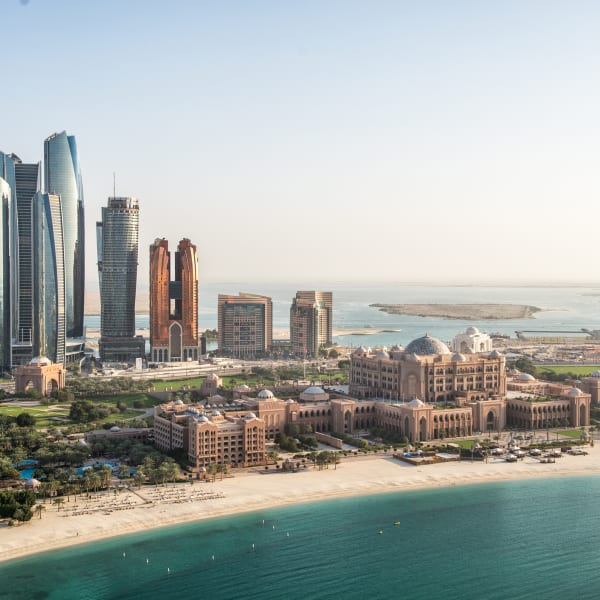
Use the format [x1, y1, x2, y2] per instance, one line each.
[44, 131, 85, 338]
[217, 293, 272, 358]
[290, 291, 333, 357]
[32, 193, 66, 364]
[12, 159, 42, 366]
[149, 238, 200, 362]
[0, 175, 10, 374]
[97, 197, 144, 362]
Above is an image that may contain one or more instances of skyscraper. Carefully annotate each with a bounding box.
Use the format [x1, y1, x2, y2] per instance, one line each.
[0, 175, 11, 374]
[44, 131, 85, 338]
[218, 293, 272, 358]
[97, 197, 144, 362]
[12, 159, 41, 366]
[290, 291, 333, 357]
[32, 193, 65, 364]
[149, 238, 200, 362]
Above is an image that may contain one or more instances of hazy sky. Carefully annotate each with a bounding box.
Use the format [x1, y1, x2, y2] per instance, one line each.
[2, 1, 600, 287]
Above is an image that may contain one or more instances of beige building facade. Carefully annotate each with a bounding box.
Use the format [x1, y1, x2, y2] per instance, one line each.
[290, 291, 333, 357]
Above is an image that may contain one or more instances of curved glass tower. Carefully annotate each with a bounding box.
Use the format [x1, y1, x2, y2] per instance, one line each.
[32, 193, 65, 364]
[97, 197, 145, 362]
[44, 131, 84, 338]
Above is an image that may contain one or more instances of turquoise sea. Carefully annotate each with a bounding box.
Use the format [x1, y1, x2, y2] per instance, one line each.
[3, 476, 600, 599]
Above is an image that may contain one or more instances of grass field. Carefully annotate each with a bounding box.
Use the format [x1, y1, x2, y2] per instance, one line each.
[150, 378, 205, 391]
[536, 365, 600, 376]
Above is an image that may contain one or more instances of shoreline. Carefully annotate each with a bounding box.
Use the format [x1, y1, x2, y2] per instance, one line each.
[2, 448, 599, 564]
[370, 303, 543, 320]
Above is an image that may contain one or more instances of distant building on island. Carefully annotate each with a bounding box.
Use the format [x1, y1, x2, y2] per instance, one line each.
[217, 293, 272, 359]
[290, 291, 333, 357]
[149, 238, 200, 362]
[96, 197, 145, 363]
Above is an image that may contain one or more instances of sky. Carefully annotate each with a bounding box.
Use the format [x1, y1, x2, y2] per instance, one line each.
[2, 0, 600, 287]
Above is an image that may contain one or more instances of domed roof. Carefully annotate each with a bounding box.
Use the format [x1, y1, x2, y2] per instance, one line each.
[405, 352, 420, 361]
[237, 384, 251, 391]
[390, 344, 404, 352]
[29, 355, 51, 366]
[110, 426, 121, 432]
[408, 398, 424, 407]
[375, 351, 389, 359]
[257, 389, 274, 399]
[517, 373, 535, 381]
[244, 412, 257, 420]
[303, 386, 325, 395]
[567, 387, 583, 396]
[174, 399, 184, 405]
[452, 353, 466, 362]
[404, 334, 450, 356]
[210, 410, 221, 416]
[590, 371, 600, 378]
[488, 350, 501, 358]
[196, 415, 210, 423]
[353, 346, 368, 356]
[466, 326, 479, 335]
[286, 398, 295, 403]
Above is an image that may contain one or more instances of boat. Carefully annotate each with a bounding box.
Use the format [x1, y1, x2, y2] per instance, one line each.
[394, 521, 401, 525]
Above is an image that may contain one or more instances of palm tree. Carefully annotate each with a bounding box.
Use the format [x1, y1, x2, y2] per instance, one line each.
[35, 504, 46, 520]
[53, 498, 65, 512]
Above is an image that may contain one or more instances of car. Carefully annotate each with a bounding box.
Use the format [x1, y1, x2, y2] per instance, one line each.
[568, 449, 588, 456]
[529, 448, 542, 456]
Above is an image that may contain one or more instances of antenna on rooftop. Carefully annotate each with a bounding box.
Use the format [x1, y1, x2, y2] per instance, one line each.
[113, 172, 116, 198]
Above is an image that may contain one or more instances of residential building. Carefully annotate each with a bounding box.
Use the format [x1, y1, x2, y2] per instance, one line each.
[44, 131, 85, 338]
[96, 197, 144, 362]
[0, 176, 10, 374]
[290, 291, 333, 357]
[217, 293, 272, 358]
[149, 238, 200, 362]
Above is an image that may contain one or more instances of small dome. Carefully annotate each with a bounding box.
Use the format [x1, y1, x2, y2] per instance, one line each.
[245, 412, 257, 420]
[404, 334, 450, 356]
[405, 352, 420, 361]
[196, 415, 210, 423]
[286, 398, 295, 403]
[257, 389, 274, 399]
[452, 353, 466, 362]
[466, 326, 479, 335]
[174, 399, 184, 405]
[210, 410, 221, 416]
[375, 351, 389, 359]
[517, 373, 535, 382]
[110, 426, 121, 432]
[488, 350, 501, 358]
[303, 386, 326, 395]
[590, 371, 600, 378]
[29, 355, 52, 366]
[237, 384, 250, 391]
[567, 387, 583, 396]
[408, 399, 424, 407]
[353, 346, 368, 356]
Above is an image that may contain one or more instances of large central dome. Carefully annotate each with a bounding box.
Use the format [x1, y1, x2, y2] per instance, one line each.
[404, 334, 450, 356]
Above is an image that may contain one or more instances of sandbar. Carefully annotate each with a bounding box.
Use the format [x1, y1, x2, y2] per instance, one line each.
[1, 446, 599, 564]
[371, 303, 542, 320]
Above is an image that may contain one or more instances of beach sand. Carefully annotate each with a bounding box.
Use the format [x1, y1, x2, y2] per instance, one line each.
[1, 447, 599, 564]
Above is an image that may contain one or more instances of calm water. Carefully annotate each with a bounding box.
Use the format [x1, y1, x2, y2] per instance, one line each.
[84, 283, 600, 349]
[3, 476, 600, 599]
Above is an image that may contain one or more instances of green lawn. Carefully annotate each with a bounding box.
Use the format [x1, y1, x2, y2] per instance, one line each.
[557, 429, 586, 439]
[82, 393, 159, 408]
[150, 378, 206, 391]
[536, 365, 600, 376]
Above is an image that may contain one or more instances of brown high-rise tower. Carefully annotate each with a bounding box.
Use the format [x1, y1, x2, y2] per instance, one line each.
[149, 238, 199, 362]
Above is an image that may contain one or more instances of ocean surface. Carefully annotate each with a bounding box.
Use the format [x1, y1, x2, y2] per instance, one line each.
[86, 283, 600, 349]
[3, 476, 600, 599]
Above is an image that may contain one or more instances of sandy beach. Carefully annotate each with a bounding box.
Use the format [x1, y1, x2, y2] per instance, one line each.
[1, 447, 599, 564]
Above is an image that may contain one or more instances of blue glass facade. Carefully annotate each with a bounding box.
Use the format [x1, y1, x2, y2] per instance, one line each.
[44, 131, 84, 338]
[32, 193, 65, 364]
[0, 177, 11, 374]
[97, 197, 145, 362]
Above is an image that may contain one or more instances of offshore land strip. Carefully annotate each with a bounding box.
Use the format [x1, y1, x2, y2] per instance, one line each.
[1, 448, 598, 564]
[371, 303, 542, 320]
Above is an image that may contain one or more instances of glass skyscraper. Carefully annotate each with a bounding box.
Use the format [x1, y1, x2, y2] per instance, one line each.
[32, 193, 66, 364]
[0, 175, 11, 374]
[44, 131, 84, 338]
[97, 197, 145, 362]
